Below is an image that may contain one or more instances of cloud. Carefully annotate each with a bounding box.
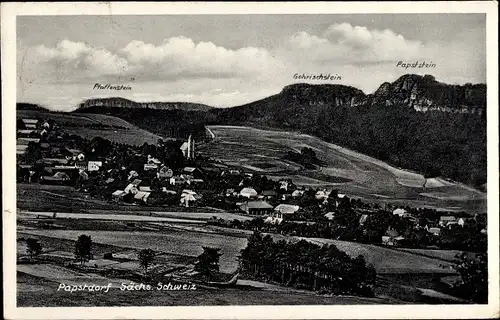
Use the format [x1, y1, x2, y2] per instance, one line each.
[34, 40, 132, 77]
[287, 23, 424, 64]
[27, 37, 285, 83]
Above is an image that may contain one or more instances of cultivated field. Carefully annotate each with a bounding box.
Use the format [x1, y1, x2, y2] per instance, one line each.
[17, 110, 164, 145]
[201, 126, 486, 213]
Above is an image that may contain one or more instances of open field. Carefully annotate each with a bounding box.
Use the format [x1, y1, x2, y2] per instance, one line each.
[17, 219, 467, 305]
[17, 110, 164, 145]
[19, 225, 460, 275]
[201, 126, 486, 213]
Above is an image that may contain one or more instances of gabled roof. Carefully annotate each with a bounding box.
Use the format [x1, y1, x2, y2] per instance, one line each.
[112, 190, 126, 196]
[131, 179, 142, 186]
[275, 204, 300, 214]
[245, 201, 273, 209]
[240, 187, 258, 194]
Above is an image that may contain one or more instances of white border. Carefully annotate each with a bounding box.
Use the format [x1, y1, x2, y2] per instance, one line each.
[2, 2, 499, 319]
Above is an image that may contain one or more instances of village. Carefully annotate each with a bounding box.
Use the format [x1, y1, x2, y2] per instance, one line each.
[16, 116, 487, 253]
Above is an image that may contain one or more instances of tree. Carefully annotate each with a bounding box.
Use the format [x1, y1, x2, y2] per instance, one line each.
[194, 247, 222, 280]
[26, 238, 42, 260]
[138, 249, 156, 274]
[74, 234, 92, 265]
[454, 253, 487, 303]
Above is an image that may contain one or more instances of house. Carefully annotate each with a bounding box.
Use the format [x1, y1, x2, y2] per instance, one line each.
[274, 204, 300, 219]
[22, 118, 39, 130]
[128, 170, 139, 181]
[161, 187, 177, 195]
[147, 155, 162, 165]
[17, 137, 40, 145]
[240, 187, 258, 198]
[134, 191, 150, 204]
[239, 201, 274, 216]
[183, 167, 203, 178]
[112, 190, 126, 202]
[324, 212, 335, 221]
[88, 160, 102, 172]
[261, 190, 278, 199]
[428, 227, 441, 236]
[157, 166, 173, 179]
[180, 189, 200, 207]
[315, 190, 331, 201]
[382, 228, 403, 246]
[292, 190, 305, 198]
[392, 208, 408, 217]
[138, 186, 152, 192]
[144, 163, 158, 171]
[439, 216, 458, 227]
[170, 176, 187, 186]
[225, 188, 237, 197]
[78, 170, 89, 181]
[279, 179, 291, 191]
[457, 217, 468, 227]
[124, 179, 142, 194]
[359, 214, 369, 226]
[16, 145, 28, 155]
[189, 178, 205, 186]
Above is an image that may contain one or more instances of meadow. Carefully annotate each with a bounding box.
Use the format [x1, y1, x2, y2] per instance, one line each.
[201, 126, 486, 213]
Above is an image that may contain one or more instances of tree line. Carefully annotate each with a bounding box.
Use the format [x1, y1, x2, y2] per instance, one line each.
[239, 232, 376, 296]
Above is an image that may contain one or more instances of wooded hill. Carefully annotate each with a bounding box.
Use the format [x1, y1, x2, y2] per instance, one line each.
[21, 74, 487, 187]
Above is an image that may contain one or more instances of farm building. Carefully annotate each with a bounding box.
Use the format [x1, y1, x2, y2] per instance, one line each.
[239, 201, 273, 215]
[261, 190, 278, 199]
[240, 187, 258, 198]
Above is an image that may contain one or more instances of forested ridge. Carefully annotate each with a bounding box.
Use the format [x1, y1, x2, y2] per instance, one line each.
[24, 74, 487, 187]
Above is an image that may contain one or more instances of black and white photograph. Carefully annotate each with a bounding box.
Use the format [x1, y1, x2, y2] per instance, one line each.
[2, 2, 499, 319]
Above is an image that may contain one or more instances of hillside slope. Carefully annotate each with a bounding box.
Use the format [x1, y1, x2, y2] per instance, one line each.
[17, 109, 165, 146]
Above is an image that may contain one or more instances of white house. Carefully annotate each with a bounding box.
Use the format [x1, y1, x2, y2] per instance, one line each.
[240, 187, 258, 198]
[392, 208, 408, 217]
[274, 204, 300, 219]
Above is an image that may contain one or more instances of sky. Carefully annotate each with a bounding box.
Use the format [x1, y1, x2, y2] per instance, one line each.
[17, 14, 486, 111]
